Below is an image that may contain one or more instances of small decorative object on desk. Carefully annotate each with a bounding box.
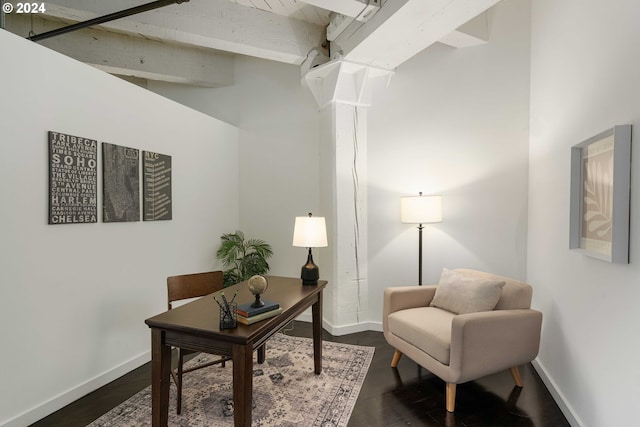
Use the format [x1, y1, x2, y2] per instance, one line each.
[248, 274, 269, 308]
[214, 291, 238, 329]
[237, 307, 283, 325]
[219, 302, 237, 329]
[236, 299, 280, 318]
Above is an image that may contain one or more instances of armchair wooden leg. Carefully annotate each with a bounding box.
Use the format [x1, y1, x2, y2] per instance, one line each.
[391, 350, 403, 367]
[446, 383, 456, 412]
[510, 366, 524, 387]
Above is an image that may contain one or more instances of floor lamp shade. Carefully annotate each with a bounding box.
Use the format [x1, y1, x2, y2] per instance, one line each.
[400, 194, 442, 286]
[401, 194, 442, 224]
[292, 213, 328, 285]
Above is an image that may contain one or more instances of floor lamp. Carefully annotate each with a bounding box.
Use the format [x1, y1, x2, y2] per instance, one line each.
[400, 193, 442, 285]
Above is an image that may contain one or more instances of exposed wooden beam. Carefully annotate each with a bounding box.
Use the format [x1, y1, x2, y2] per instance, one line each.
[231, 0, 331, 26]
[7, 0, 500, 87]
[7, 14, 233, 87]
[439, 11, 489, 48]
[33, 0, 325, 64]
[297, 0, 371, 18]
[28, 0, 190, 42]
[332, 0, 500, 69]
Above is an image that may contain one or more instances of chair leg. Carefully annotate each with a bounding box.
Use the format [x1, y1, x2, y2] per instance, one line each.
[510, 366, 524, 387]
[391, 350, 403, 367]
[446, 383, 456, 412]
[176, 351, 184, 415]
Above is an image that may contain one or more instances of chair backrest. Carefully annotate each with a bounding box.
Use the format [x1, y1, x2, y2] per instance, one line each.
[167, 271, 224, 310]
[452, 268, 532, 310]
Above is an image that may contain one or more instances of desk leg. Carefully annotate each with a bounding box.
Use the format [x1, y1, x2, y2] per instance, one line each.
[257, 343, 266, 364]
[233, 343, 253, 427]
[312, 291, 323, 374]
[151, 329, 171, 427]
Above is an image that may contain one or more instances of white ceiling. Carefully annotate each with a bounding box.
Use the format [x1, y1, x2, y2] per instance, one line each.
[4, 0, 501, 87]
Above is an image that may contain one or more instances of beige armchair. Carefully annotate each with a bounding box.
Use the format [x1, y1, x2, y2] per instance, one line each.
[383, 268, 542, 412]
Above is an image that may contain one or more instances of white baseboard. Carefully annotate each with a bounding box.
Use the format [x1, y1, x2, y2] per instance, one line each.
[1, 351, 150, 427]
[324, 320, 382, 335]
[531, 359, 584, 427]
[295, 313, 383, 335]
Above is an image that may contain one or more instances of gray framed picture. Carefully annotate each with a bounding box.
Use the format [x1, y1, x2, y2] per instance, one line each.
[102, 142, 140, 222]
[142, 151, 172, 221]
[569, 125, 631, 263]
[48, 131, 98, 224]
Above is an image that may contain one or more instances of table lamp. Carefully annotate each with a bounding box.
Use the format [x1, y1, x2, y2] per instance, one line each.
[292, 213, 328, 285]
[400, 192, 442, 285]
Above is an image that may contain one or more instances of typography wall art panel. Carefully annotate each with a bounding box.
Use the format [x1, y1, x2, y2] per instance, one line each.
[48, 131, 98, 225]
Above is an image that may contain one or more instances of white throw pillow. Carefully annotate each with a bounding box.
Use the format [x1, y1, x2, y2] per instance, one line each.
[430, 268, 505, 314]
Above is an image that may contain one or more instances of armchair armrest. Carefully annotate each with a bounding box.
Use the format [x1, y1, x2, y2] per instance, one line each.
[383, 286, 437, 334]
[449, 309, 542, 383]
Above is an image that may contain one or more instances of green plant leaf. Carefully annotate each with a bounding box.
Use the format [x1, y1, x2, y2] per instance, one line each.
[216, 230, 273, 286]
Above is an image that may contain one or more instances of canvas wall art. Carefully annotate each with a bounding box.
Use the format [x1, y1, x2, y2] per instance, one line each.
[48, 131, 98, 224]
[102, 142, 140, 222]
[569, 125, 631, 263]
[142, 151, 172, 221]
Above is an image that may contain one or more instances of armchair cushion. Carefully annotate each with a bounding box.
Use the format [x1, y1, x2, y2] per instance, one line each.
[430, 268, 505, 314]
[388, 306, 456, 365]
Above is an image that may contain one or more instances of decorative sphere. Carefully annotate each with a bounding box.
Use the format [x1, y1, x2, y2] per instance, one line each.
[248, 275, 268, 295]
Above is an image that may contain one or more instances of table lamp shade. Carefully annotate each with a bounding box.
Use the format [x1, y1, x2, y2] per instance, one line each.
[292, 216, 328, 248]
[401, 194, 442, 224]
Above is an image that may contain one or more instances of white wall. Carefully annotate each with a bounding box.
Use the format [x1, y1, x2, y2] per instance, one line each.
[528, 1, 640, 426]
[0, 30, 239, 426]
[367, 0, 531, 323]
[148, 1, 532, 332]
[5, 0, 634, 424]
[149, 56, 322, 281]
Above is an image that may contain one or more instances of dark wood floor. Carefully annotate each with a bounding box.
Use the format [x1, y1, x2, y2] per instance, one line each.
[32, 321, 569, 427]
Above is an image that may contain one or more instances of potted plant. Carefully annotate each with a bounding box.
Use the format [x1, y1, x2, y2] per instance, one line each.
[216, 230, 273, 287]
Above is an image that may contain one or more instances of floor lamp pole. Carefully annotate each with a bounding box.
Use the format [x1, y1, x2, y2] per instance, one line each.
[418, 223, 424, 286]
[402, 193, 442, 286]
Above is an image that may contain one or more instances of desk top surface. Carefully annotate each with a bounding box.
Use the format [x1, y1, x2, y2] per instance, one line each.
[145, 276, 326, 343]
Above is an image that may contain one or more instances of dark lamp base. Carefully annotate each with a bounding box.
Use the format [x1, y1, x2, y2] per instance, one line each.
[301, 248, 319, 286]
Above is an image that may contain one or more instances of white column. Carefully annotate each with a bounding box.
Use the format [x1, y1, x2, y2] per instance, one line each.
[304, 59, 393, 331]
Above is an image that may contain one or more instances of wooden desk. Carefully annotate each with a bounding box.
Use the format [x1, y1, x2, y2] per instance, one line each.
[145, 276, 327, 427]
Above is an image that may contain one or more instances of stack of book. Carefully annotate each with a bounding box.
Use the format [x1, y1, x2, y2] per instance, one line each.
[236, 300, 281, 325]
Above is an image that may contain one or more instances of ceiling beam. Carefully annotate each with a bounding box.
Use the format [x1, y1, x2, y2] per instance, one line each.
[332, 0, 501, 69]
[439, 11, 489, 48]
[7, 14, 233, 87]
[297, 0, 372, 18]
[28, 0, 190, 42]
[31, 0, 325, 64]
[7, 0, 500, 87]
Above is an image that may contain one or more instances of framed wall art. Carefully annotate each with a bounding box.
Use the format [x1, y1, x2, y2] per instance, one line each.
[102, 142, 140, 222]
[142, 151, 172, 221]
[48, 131, 98, 225]
[569, 124, 631, 263]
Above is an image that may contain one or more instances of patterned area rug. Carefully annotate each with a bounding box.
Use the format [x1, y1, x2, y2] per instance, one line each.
[89, 333, 374, 426]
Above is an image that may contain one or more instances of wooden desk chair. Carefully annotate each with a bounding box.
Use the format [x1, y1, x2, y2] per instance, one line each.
[167, 271, 231, 415]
